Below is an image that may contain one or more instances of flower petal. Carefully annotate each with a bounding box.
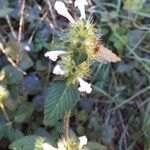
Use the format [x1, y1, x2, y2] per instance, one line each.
[53, 65, 65, 75]
[42, 143, 58, 150]
[54, 1, 75, 23]
[44, 51, 67, 62]
[74, 0, 88, 19]
[78, 78, 92, 94]
[79, 136, 88, 148]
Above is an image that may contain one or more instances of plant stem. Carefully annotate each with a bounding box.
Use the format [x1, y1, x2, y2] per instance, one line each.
[0, 103, 10, 122]
[5, 16, 17, 39]
[64, 110, 71, 139]
[18, 0, 25, 44]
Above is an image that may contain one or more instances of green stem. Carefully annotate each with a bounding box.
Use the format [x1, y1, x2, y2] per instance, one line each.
[0, 103, 10, 122]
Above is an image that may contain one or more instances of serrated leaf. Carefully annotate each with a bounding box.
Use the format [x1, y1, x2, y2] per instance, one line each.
[0, 8, 14, 17]
[9, 135, 49, 150]
[44, 81, 80, 124]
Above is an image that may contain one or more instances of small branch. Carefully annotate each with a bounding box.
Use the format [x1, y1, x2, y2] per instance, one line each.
[28, 11, 48, 44]
[5, 16, 17, 39]
[7, 57, 26, 75]
[34, 1, 54, 29]
[46, 0, 57, 28]
[0, 103, 10, 122]
[64, 111, 71, 139]
[18, 0, 26, 44]
[0, 42, 26, 75]
[34, 1, 55, 42]
[87, 0, 92, 6]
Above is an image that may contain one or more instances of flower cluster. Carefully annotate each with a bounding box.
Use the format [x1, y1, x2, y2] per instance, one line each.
[44, 0, 121, 94]
[42, 136, 87, 150]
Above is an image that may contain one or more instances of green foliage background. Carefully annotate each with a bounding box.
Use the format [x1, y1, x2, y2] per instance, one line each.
[0, 0, 149, 149]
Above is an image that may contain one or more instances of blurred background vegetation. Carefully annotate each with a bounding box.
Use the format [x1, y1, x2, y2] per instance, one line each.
[0, 0, 149, 149]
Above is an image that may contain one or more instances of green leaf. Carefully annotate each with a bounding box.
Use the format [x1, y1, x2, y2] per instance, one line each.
[1, 65, 23, 84]
[5, 41, 19, 60]
[100, 11, 118, 22]
[18, 51, 33, 70]
[100, 125, 115, 145]
[128, 30, 145, 47]
[9, 135, 49, 150]
[36, 60, 48, 71]
[0, 119, 6, 140]
[20, 75, 42, 95]
[124, 0, 145, 12]
[86, 142, 107, 150]
[6, 128, 24, 142]
[44, 81, 80, 124]
[14, 102, 34, 123]
[73, 50, 88, 65]
[4, 41, 33, 70]
[116, 63, 132, 73]
[33, 37, 49, 52]
[0, 8, 14, 17]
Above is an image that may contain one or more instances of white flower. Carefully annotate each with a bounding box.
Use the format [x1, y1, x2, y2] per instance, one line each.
[78, 78, 92, 94]
[54, 1, 75, 23]
[74, 0, 88, 19]
[53, 65, 65, 75]
[44, 51, 67, 62]
[79, 136, 88, 148]
[42, 143, 58, 150]
[57, 142, 66, 150]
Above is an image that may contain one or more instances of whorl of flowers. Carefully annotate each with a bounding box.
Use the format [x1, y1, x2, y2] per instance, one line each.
[43, 136, 87, 150]
[45, 0, 121, 94]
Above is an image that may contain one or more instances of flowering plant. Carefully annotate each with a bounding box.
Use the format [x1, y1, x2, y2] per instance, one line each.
[44, 0, 121, 126]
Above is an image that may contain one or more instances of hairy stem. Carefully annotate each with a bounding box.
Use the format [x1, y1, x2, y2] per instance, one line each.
[64, 110, 71, 139]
